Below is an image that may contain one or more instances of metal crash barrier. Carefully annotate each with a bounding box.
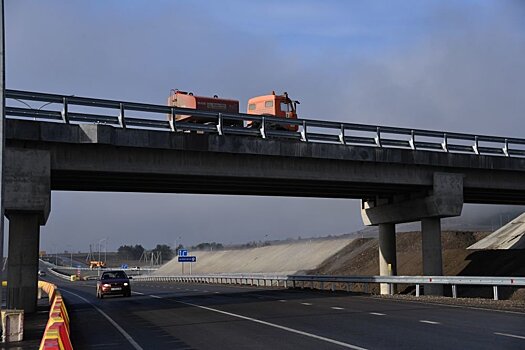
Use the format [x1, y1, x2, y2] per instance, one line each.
[132, 274, 525, 301]
[6, 89, 525, 158]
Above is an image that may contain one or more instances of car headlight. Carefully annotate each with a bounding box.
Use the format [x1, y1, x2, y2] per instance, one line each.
[103, 284, 111, 287]
[123, 283, 128, 286]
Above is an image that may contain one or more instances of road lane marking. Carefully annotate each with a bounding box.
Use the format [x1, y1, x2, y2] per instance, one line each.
[331, 307, 345, 310]
[301, 302, 313, 306]
[60, 289, 144, 350]
[148, 294, 367, 349]
[132, 291, 144, 295]
[150, 295, 162, 299]
[495, 332, 525, 340]
[419, 320, 440, 325]
[369, 312, 386, 316]
[278, 300, 287, 302]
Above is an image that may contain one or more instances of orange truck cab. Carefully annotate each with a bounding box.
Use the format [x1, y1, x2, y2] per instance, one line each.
[167, 89, 241, 125]
[246, 91, 299, 132]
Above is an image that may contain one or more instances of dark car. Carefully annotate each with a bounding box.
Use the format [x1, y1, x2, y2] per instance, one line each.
[96, 270, 132, 298]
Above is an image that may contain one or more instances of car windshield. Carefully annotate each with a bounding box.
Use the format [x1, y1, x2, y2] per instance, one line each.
[102, 271, 127, 280]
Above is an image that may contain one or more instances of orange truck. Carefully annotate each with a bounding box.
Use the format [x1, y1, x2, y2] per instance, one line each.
[168, 90, 299, 131]
[246, 91, 299, 131]
[89, 260, 106, 269]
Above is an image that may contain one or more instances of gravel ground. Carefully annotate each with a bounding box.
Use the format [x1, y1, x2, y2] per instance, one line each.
[375, 294, 525, 313]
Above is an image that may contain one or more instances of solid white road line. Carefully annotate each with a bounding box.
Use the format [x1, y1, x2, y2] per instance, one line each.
[61, 289, 144, 350]
[494, 332, 525, 340]
[369, 312, 386, 316]
[331, 307, 345, 310]
[419, 320, 441, 325]
[148, 294, 367, 350]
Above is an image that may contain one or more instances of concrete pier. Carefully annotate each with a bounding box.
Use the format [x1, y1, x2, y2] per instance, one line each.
[4, 148, 50, 313]
[378, 223, 397, 295]
[421, 217, 444, 296]
[6, 213, 41, 313]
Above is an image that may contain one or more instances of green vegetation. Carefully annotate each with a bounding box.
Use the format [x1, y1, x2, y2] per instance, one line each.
[117, 244, 145, 260]
[190, 242, 224, 251]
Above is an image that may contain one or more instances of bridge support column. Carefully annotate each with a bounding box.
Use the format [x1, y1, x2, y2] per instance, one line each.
[6, 212, 41, 313]
[361, 173, 463, 297]
[4, 148, 51, 313]
[378, 223, 397, 295]
[421, 217, 443, 296]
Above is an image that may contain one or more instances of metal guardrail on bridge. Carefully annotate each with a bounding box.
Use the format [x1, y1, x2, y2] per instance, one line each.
[132, 274, 525, 301]
[6, 89, 525, 158]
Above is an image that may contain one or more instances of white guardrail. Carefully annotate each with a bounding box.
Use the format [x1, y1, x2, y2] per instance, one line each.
[6, 89, 525, 158]
[46, 267, 72, 281]
[132, 274, 525, 301]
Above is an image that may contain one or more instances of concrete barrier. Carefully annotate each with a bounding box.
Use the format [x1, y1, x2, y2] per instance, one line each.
[38, 281, 73, 350]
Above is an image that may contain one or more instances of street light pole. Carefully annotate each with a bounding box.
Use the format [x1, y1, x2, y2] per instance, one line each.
[0, 0, 6, 312]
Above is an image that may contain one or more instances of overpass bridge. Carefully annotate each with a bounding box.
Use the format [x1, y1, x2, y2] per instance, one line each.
[4, 89, 525, 311]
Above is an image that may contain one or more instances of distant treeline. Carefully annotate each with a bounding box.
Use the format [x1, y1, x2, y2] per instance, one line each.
[117, 244, 174, 260]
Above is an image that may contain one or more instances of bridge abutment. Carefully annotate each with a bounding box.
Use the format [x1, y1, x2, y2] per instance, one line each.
[361, 173, 464, 296]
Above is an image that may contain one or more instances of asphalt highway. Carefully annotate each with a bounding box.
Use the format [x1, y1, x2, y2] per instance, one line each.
[44, 274, 525, 350]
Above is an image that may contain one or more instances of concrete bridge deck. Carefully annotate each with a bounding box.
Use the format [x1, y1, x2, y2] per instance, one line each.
[6, 119, 525, 203]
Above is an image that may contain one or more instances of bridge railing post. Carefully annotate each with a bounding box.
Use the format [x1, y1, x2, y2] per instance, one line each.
[118, 103, 126, 129]
[61, 97, 69, 124]
[217, 113, 223, 136]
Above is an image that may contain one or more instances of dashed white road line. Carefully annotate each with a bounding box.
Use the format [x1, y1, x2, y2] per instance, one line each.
[369, 312, 386, 316]
[419, 320, 441, 325]
[331, 307, 345, 310]
[494, 332, 525, 340]
[301, 302, 313, 306]
[61, 289, 144, 350]
[278, 300, 287, 302]
[150, 295, 163, 299]
[148, 294, 367, 349]
[131, 291, 144, 295]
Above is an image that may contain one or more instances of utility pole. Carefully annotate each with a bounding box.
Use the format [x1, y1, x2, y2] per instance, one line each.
[0, 0, 6, 314]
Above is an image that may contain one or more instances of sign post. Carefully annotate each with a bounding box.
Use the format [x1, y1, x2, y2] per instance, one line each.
[179, 249, 187, 274]
[178, 253, 196, 275]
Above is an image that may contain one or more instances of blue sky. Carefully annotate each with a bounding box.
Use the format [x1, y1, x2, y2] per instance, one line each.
[6, 1, 525, 252]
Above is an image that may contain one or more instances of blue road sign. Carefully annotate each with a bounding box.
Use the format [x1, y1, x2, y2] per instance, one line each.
[178, 256, 196, 263]
[121, 264, 128, 269]
[179, 249, 188, 257]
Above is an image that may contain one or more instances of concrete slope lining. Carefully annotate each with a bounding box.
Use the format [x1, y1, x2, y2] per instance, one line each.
[156, 238, 354, 275]
[468, 212, 525, 250]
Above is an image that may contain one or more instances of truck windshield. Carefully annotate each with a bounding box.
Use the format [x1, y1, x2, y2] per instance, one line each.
[280, 101, 290, 112]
